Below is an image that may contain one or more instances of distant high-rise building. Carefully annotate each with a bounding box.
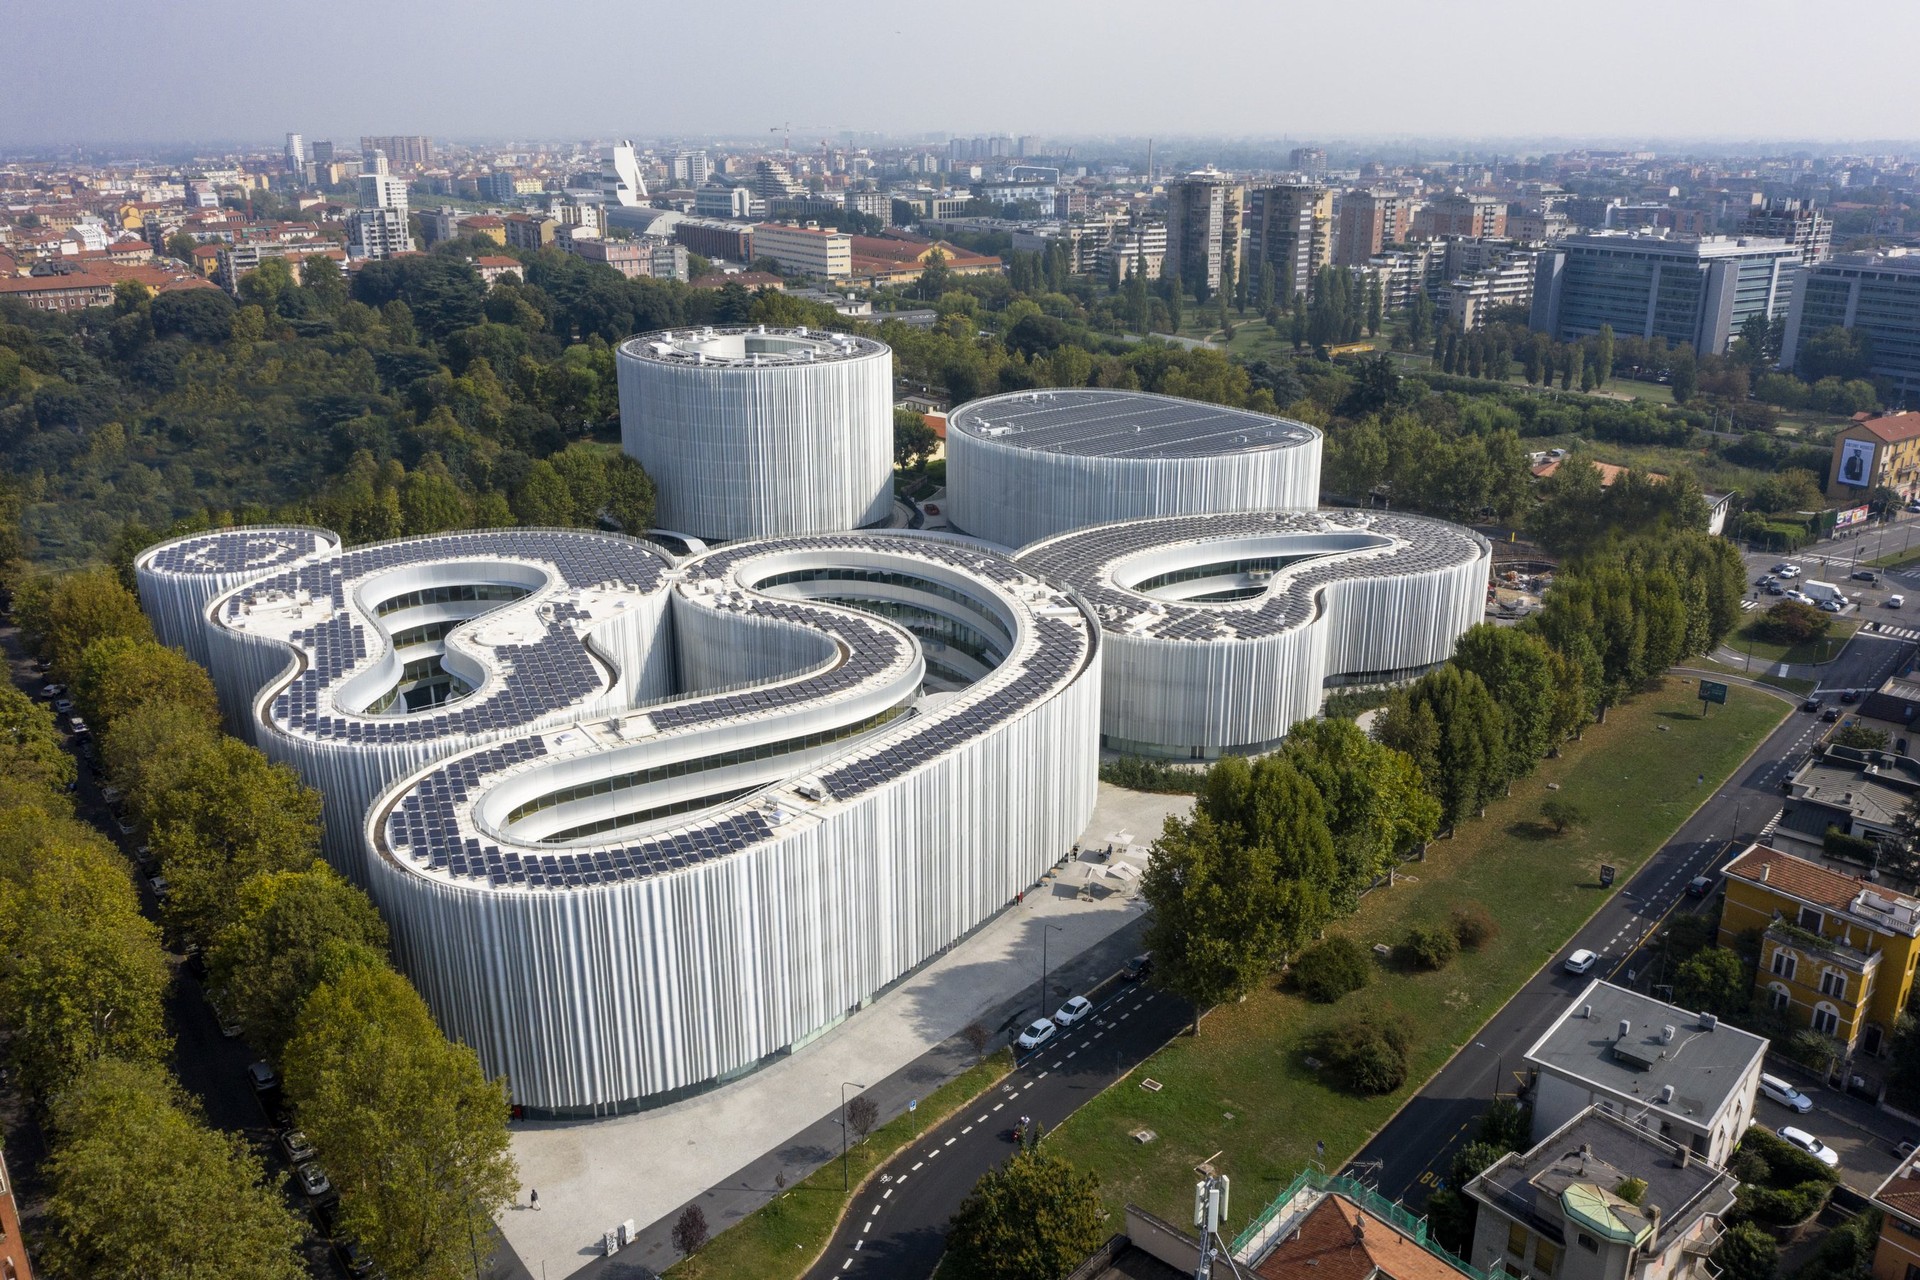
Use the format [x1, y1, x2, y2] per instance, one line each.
[1105, 218, 1168, 282]
[349, 149, 411, 261]
[1335, 190, 1410, 266]
[753, 158, 804, 203]
[1247, 184, 1333, 303]
[1164, 170, 1241, 293]
[1414, 193, 1507, 240]
[358, 135, 434, 169]
[1739, 198, 1832, 268]
[695, 184, 762, 219]
[667, 149, 711, 188]
[357, 150, 408, 213]
[1781, 252, 1920, 406]
[310, 140, 334, 166]
[1531, 232, 1800, 355]
[284, 132, 305, 172]
[1288, 147, 1326, 176]
[603, 140, 647, 207]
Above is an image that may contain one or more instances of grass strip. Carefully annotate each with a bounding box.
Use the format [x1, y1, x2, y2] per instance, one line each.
[667, 1049, 1015, 1278]
[1045, 677, 1787, 1226]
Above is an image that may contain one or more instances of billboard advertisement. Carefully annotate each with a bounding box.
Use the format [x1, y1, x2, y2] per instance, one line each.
[1837, 504, 1872, 529]
[1838, 437, 1876, 488]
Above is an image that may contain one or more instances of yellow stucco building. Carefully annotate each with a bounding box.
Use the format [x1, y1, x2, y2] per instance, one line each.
[1719, 844, 1920, 1059]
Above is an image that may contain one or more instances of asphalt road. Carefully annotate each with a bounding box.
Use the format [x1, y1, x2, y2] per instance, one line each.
[804, 977, 1190, 1280]
[1342, 628, 1920, 1210]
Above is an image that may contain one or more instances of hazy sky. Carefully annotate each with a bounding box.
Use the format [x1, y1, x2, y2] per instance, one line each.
[9, 0, 1919, 149]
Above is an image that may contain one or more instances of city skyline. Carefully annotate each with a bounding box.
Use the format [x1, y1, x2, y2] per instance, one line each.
[9, 0, 1920, 148]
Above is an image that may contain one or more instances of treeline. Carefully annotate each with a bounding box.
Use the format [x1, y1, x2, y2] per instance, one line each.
[4, 569, 516, 1280]
[1142, 531, 1743, 1044]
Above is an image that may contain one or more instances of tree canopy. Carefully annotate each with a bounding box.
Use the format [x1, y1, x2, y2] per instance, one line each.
[943, 1149, 1107, 1280]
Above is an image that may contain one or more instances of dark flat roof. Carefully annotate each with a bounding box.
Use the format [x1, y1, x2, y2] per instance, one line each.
[948, 389, 1318, 459]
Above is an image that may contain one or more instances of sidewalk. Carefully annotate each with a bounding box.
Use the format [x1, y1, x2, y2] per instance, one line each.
[493, 783, 1190, 1280]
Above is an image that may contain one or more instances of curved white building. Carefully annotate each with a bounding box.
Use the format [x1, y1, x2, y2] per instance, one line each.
[615, 326, 894, 541]
[196, 529, 678, 884]
[1016, 510, 1491, 759]
[945, 388, 1323, 548]
[162, 526, 1100, 1115]
[134, 526, 341, 678]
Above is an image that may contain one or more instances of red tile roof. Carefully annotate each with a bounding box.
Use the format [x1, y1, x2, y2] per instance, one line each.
[1253, 1195, 1470, 1280]
[1723, 844, 1900, 914]
[1856, 412, 1920, 445]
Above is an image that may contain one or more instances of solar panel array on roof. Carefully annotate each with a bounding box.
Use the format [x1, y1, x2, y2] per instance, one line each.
[1016, 510, 1489, 642]
[225, 530, 669, 746]
[146, 528, 333, 576]
[948, 389, 1317, 459]
[375, 532, 1095, 891]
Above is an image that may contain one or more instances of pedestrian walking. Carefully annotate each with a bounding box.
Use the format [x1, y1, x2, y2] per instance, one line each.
[530, 1188, 540, 1211]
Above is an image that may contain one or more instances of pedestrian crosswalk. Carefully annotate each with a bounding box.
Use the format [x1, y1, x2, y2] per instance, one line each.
[1866, 623, 1920, 643]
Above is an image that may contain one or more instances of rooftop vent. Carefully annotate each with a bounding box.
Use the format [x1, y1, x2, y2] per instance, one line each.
[1658, 1084, 1675, 1104]
[1619, 1018, 1633, 1039]
[1661, 1024, 1676, 1044]
[1582, 1004, 1593, 1019]
[1700, 1012, 1717, 1031]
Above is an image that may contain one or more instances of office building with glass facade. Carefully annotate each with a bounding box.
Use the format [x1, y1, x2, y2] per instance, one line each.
[1530, 232, 1800, 354]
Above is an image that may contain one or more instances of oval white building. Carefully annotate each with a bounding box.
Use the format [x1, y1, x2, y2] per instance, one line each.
[944, 388, 1323, 548]
[615, 325, 894, 541]
[1015, 510, 1491, 759]
[134, 526, 341, 679]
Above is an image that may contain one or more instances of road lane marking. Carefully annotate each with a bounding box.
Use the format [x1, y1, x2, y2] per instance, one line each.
[884, 1188, 893, 1199]
[993, 1102, 1005, 1111]
[944, 1137, 956, 1146]
[961, 1126, 973, 1134]
[863, 1221, 872, 1233]
[1036, 1072, 1048, 1080]
[912, 1161, 924, 1170]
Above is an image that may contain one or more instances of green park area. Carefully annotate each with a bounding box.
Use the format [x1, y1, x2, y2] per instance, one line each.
[666, 1050, 1014, 1279]
[1045, 677, 1787, 1228]
[1726, 613, 1861, 669]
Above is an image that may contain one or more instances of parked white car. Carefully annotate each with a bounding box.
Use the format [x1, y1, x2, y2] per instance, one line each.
[1053, 995, 1094, 1026]
[1015, 1019, 1057, 1051]
[1564, 948, 1598, 975]
[1778, 565, 1802, 579]
[1777, 1125, 1841, 1168]
[1759, 1073, 1814, 1114]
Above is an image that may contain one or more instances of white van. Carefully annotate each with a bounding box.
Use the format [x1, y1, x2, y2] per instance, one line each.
[1759, 1073, 1813, 1113]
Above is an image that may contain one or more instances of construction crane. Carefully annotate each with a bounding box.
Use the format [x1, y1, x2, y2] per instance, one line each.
[769, 122, 790, 160]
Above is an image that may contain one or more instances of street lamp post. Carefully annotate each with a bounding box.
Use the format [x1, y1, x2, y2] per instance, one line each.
[841, 1080, 867, 1191]
[1474, 1040, 1504, 1099]
[1039, 923, 1064, 1019]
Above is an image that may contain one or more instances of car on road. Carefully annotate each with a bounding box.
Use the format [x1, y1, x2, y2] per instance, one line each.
[1123, 952, 1154, 981]
[1778, 565, 1803, 579]
[247, 1060, 278, 1092]
[1053, 995, 1094, 1026]
[1823, 706, 1841, 722]
[1015, 1019, 1057, 1051]
[52, 697, 74, 713]
[1757, 574, 1775, 587]
[1777, 1125, 1841, 1167]
[1803, 696, 1823, 712]
[38, 683, 63, 699]
[1853, 571, 1879, 583]
[1759, 1074, 1814, 1114]
[116, 816, 137, 835]
[1786, 590, 1814, 605]
[1564, 948, 1598, 974]
[1686, 874, 1715, 898]
[146, 874, 169, 900]
[68, 715, 88, 736]
[1891, 595, 1907, 609]
[1841, 688, 1859, 703]
[293, 1160, 332, 1199]
[281, 1129, 317, 1163]
[1820, 599, 1844, 613]
[133, 844, 156, 870]
[1767, 583, 1787, 596]
[333, 1238, 379, 1279]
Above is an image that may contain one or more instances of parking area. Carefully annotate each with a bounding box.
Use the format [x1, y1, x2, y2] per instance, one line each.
[1754, 1075, 1919, 1197]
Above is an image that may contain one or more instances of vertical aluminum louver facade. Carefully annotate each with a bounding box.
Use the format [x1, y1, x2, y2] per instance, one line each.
[1016, 511, 1491, 758]
[615, 326, 894, 540]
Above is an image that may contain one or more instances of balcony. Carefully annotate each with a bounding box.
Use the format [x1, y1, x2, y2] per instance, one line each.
[1765, 921, 1877, 974]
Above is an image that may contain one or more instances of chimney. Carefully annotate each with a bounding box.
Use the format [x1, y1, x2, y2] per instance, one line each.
[1760, 863, 1770, 882]
[1582, 1004, 1593, 1019]
[1646, 1205, 1663, 1245]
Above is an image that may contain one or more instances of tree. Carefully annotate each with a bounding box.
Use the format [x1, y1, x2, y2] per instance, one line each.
[13, 565, 156, 678]
[894, 407, 939, 471]
[1713, 1222, 1779, 1280]
[511, 459, 573, 527]
[1398, 923, 1459, 970]
[70, 634, 220, 738]
[1450, 624, 1559, 778]
[962, 1021, 992, 1058]
[1669, 346, 1699, 403]
[1540, 796, 1587, 834]
[43, 1058, 307, 1280]
[208, 863, 390, 1055]
[0, 681, 76, 795]
[1312, 1012, 1411, 1094]
[1143, 813, 1310, 1026]
[1594, 324, 1615, 385]
[847, 1093, 879, 1140]
[1291, 935, 1373, 1002]
[1673, 947, 1749, 1018]
[1480, 1097, 1531, 1150]
[603, 453, 657, 533]
[283, 961, 518, 1280]
[1281, 718, 1439, 904]
[1376, 666, 1508, 826]
[165, 229, 199, 262]
[671, 1204, 710, 1257]
[944, 1149, 1106, 1280]
[0, 821, 172, 1097]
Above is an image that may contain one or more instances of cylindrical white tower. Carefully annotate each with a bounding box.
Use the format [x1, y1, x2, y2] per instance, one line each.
[615, 325, 893, 540]
[945, 388, 1323, 549]
[133, 526, 341, 672]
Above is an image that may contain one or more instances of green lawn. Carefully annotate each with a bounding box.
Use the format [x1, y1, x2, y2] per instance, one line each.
[668, 1050, 1014, 1278]
[1728, 616, 1861, 669]
[1691, 657, 1815, 697]
[1045, 677, 1788, 1227]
